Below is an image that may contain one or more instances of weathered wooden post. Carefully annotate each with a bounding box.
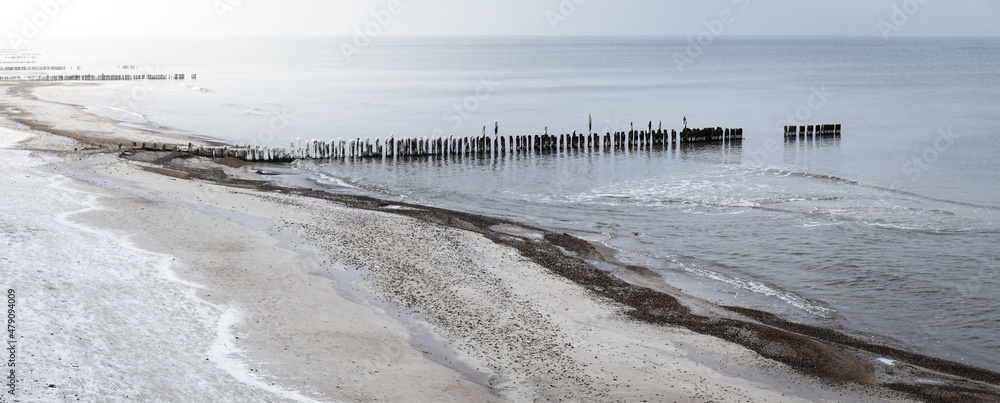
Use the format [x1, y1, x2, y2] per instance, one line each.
[656, 121, 663, 146]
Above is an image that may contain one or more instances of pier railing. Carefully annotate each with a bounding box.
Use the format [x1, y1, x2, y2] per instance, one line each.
[178, 125, 743, 162]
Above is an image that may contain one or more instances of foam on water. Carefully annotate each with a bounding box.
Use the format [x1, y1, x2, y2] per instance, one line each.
[679, 263, 837, 318]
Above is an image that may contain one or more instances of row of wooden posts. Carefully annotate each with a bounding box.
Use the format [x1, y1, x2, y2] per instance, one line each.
[179, 124, 744, 162]
[0, 66, 69, 71]
[0, 73, 195, 81]
[784, 124, 841, 140]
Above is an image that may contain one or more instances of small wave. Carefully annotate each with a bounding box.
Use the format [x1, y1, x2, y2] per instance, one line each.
[86, 104, 151, 126]
[759, 196, 842, 205]
[577, 175, 794, 210]
[804, 206, 986, 234]
[758, 167, 1000, 211]
[106, 105, 145, 119]
[242, 107, 291, 116]
[180, 83, 212, 93]
[760, 167, 865, 187]
[862, 221, 978, 234]
[244, 108, 271, 116]
[682, 265, 836, 318]
[888, 188, 1000, 211]
[796, 221, 840, 228]
[681, 208, 748, 216]
[290, 162, 371, 193]
[312, 170, 364, 190]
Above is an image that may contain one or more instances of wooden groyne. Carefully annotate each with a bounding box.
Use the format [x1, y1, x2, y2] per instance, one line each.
[1, 66, 69, 71]
[180, 123, 743, 162]
[784, 124, 841, 140]
[0, 73, 196, 82]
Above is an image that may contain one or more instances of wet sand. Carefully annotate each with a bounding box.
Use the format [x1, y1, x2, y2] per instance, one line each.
[3, 81, 999, 402]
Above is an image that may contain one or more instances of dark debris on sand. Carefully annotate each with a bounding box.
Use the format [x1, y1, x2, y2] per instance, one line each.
[133, 150, 1000, 403]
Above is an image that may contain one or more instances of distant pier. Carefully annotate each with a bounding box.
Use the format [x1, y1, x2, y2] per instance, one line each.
[784, 124, 841, 140]
[0, 73, 196, 82]
[179, 123, 744, 162]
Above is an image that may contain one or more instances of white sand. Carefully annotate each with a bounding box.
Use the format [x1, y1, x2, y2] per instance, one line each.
[0, 82, 914, 402]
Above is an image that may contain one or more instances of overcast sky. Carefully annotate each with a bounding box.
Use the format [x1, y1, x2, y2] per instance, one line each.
[4, 0, 1000, 40]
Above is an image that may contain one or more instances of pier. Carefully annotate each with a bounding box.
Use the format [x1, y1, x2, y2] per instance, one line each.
[784, 124, 841, 140]
[179, 122, 743, 162]
[0, 73, 196, 82]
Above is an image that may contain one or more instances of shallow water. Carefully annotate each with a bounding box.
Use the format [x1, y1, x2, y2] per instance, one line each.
[22, 36, 1000, 371]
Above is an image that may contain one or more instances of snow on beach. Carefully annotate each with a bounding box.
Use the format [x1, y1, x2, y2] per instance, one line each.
[0, 127, 322, 402]
[0, 82, 934, 401]
[0, 126, 829, 402]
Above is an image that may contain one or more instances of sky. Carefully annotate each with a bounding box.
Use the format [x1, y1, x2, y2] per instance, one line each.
[3, 0, 1000, 42]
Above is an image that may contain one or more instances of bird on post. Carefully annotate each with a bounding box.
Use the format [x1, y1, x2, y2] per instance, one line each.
[495, 121, 499, 136]
[589, 115, 593, 134]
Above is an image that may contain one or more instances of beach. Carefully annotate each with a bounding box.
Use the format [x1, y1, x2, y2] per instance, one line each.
[2, 81, 999, 402]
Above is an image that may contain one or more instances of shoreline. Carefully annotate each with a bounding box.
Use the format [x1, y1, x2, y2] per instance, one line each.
[3, 81, 1000, 402]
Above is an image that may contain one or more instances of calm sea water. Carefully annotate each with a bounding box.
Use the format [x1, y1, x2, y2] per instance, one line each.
[24, 36, 1000, 371]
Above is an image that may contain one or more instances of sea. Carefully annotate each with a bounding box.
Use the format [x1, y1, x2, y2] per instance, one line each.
[16, 36, 1000, 371]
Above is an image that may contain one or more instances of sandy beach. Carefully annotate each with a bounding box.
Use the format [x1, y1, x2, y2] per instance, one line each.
[2, 81, 999, 402]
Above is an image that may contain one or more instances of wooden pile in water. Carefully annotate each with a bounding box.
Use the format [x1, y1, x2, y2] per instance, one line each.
[784, 124, 841, 140]
[180, 122, 743, 162]
[0, 73, 194, 81]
